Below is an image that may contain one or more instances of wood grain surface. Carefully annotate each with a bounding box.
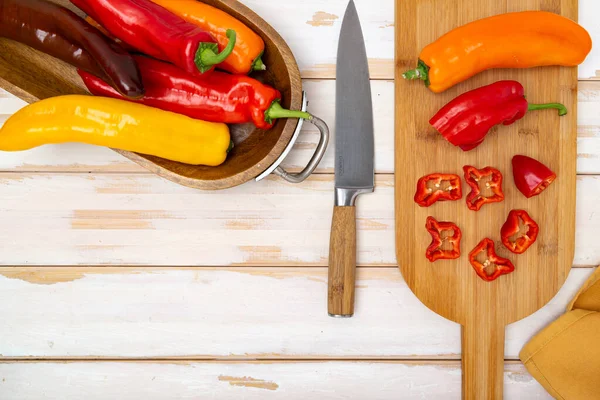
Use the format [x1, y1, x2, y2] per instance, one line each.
[0, 361, 552, 400]
[0, 267, 593, 361]
[1, 0, 599, 398]
[328, 206, 357, 316]
[395, 1, 579, 398]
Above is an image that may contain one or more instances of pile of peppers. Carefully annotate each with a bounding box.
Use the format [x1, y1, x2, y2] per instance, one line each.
[0, 0, 315, 167]
[405, 11, 589, 282]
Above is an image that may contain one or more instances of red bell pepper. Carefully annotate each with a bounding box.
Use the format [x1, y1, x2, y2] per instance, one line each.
[501, 210, 539, 254]
[425, 217, 462, 262]
[70, 0, 236, 76]
[430, 81, 567, 151]
[78, 56, 311, 130]
[414, 173, 462, 207]
[463, 166, 504, 211]
[512, 155, 557, 198]
[469, 238, 515, 282]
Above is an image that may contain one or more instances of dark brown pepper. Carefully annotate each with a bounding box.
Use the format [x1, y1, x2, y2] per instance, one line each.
[0, 0, 143, 98]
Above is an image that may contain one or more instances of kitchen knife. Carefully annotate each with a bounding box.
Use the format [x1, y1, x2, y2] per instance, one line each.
[328, 0, 375, 318]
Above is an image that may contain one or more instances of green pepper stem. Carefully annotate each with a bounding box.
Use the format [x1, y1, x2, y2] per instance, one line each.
[252, 53, 267, 71]
[264, 101, 311, 124]
[402, 59, 430, 86]
[195, 29, 237, 73]
[402, 66, 425, 80]
[527, 102, 568, 116]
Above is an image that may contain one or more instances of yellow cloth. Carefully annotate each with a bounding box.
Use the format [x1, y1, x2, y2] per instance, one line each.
[520, 267, 600, 400]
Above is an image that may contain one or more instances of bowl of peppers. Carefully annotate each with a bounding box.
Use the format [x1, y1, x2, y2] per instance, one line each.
[0, 0, 329, 190]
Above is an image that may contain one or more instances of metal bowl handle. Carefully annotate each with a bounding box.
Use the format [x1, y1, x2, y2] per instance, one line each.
[255, 92, 330, 184]
[273, 115, 329, 183]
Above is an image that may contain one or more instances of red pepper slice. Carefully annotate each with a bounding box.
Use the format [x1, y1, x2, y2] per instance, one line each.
[469, 238, 515, 282]
[425, 217, 462, 262]
[512, 155, 557, 198]
[414, 174, 462, 207]
[500, 210, 539, 254]
[463, 166, 504, 211]
[430, 81, 567, 151]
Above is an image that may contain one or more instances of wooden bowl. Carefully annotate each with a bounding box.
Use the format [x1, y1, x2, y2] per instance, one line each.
[0, 0, 328, 190]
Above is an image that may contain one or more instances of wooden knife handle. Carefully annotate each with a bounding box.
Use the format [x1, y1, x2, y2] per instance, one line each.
[328, 206, 357, 317]
[462, 319, 505, 399]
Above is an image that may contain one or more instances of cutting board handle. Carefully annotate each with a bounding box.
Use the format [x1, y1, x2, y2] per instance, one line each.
[462, 319, 505, 399]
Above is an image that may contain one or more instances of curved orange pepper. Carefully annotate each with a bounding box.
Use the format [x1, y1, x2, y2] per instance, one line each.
[150, 0, 265, 75]
[403, 11, 592, 93]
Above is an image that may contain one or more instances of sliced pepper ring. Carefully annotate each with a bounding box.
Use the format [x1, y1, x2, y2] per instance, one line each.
[501, 210, 539, 254]
[463, 166, 505, 211]
[414, 173, 462, 207]
[425, 217, 462, 262]
[469, 238, 515, 282]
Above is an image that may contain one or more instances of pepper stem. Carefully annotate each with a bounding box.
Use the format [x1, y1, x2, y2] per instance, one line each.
[195, 29, 237, 73]
[252, 53, 267, 71]
[264, 100, 312, 124]
[527, 102, 568, 116]
[402, 59, 431, 86]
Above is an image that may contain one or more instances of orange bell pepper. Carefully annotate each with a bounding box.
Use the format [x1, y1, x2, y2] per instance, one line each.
[150, 0, 266, 74]
[403, 11, 592, 93]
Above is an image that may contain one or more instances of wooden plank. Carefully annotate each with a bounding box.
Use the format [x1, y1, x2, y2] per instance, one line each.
[1, 81, 600, 174]
[0, 266, 593, 359]
[0, 361, 551, 399]
[0, 173, 598, 267]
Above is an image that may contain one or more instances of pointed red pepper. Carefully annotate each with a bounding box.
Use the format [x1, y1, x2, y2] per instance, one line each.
[512, 155, 557, 198]
[469, 238, 515, 282]
[463, 166, 505, 211]
[414, 173, 462, 207]
[78, 56, 311, 130]
[430, 81, 567, 151]
[425, 217, 462, 262]
[70, 0, 237, 76]
[501, 210, 539, 254]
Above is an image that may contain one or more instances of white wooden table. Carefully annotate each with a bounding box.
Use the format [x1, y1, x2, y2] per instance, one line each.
[1, 1, 599, 398]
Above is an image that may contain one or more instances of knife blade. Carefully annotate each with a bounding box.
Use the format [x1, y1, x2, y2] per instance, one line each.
[328, 0, 375, 318]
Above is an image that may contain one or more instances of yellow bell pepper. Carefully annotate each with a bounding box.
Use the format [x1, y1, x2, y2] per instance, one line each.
[0, 95, 231, 166]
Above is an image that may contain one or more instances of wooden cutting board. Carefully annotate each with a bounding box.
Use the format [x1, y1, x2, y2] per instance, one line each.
[395, 1, 577, 398]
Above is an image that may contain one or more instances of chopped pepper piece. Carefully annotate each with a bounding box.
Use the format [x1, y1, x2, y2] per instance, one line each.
[469, 238, 515, 282]
[463, 166, 505, 211]
[414, 173, 462, 207]
[501, 210, 539, 254]
[512, 155, 557, 198]
[425, 217, 462, 262]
